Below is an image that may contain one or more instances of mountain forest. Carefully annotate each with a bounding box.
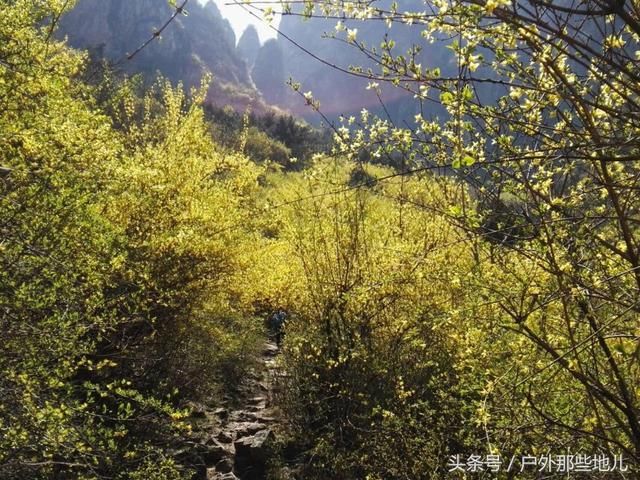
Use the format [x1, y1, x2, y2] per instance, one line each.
[1, 0, 640, 479]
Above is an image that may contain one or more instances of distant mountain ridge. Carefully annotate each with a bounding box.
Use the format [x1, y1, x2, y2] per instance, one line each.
[58, 0, 467, 123]
[249, 2, 493, 124]
[243, 2, 436, 122]
[58, 0, 285, 114]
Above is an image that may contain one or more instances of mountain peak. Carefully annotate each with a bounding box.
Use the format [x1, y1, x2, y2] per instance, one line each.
[204, 0, 222, 17]
[237, 24, 261, 68]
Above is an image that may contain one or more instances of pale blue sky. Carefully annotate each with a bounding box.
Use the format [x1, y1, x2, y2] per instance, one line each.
[200, 0, 281, 44]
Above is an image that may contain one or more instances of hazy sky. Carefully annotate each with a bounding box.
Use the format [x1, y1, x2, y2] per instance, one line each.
[201, 0, 281, 44]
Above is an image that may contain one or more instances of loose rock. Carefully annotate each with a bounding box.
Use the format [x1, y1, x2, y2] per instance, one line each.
[234, 429, 275, 464]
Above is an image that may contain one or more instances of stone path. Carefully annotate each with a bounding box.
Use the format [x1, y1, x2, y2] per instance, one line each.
[195, 341, 281, 480]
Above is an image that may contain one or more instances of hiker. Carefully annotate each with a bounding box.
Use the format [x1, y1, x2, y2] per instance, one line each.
[270, 309, 287, 347]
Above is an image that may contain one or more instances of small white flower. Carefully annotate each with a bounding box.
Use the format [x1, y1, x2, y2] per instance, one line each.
[347, 28, 358, 43]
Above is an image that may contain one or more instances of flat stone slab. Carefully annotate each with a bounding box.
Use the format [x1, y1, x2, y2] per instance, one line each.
[213, 407, 228, 419]
[247, 403, 267, 413]
[263, 342, 279, 356]
[226, 421, 265, 438]
[241, 411, 276, 423]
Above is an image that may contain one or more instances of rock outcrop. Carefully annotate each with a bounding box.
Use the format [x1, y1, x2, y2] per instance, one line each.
[58, 0, 251, 89]
[252, 39, 287, 106]
[237, 25, 261, 70]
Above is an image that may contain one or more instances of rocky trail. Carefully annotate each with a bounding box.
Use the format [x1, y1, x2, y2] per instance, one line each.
[184, 340, 286, 480]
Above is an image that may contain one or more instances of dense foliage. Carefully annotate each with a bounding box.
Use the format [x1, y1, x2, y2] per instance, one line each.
[204, 105, 331, 170]
[1, 2, 263, 478]
[252, 162, 486, 478]
[259, 0, 640, 476]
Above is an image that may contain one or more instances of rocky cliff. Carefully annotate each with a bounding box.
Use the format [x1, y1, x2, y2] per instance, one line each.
[252, 39, 287, 106]
[237, 25, 261, 70]
[58, 0, 277, 111]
